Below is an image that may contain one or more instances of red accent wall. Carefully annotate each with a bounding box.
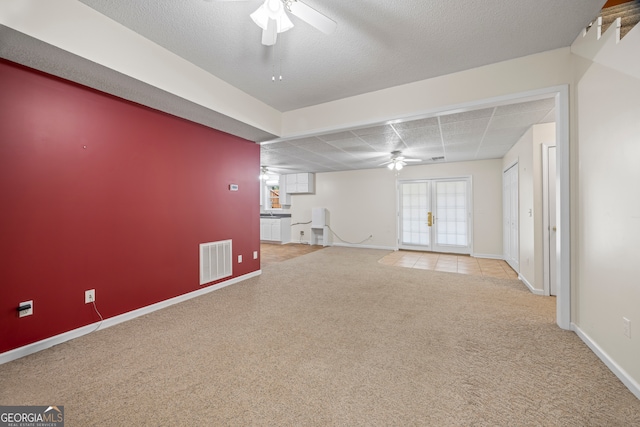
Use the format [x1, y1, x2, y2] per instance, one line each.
[0, 60, 260, 353]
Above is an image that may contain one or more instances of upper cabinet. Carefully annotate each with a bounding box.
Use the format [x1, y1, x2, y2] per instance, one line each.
[285, 173, 315, 194]
[278, 175, 292, 205]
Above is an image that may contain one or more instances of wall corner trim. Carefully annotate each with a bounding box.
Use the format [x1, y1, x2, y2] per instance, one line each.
[518, 275, 545, 295]
[0, 270, 261, 365]
[573, 323, 640, 400]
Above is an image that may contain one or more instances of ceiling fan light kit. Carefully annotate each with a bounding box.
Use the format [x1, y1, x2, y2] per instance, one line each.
[383, 151, 420, 171]
[250, 0, 294, 34]
[215, 0, 336, 47]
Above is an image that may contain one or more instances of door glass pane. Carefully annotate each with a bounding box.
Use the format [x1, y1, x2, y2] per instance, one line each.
[435, 180, 468, 247]
[400, 182, 430, 247]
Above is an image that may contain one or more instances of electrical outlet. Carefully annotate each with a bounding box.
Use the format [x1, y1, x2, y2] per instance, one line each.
[238, 255, 243, 263]
[85, 289, 95, 304]
[253, 251, 258, 260]
[18, 300, 33, 317]
[623, 317, 631, 339]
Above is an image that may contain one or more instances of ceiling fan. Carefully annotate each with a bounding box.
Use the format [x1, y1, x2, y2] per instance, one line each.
[209, 0, 337, 46]
[381, 151, 422, 171]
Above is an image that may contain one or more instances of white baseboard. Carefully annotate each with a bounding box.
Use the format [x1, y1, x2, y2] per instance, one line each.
[573, 323, 640, 400]
[0, 270, 261, 365]
[518, 274, 545, 295]
[330, 242, 396, 251]
[472, 253, 504, 260]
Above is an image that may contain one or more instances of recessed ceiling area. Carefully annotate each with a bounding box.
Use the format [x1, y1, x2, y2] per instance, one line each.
[261, 97, 556, 174]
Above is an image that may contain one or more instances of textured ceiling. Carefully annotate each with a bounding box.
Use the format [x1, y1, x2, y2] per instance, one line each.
[78, 0, 603, 112]
[261, 97, 556, 174]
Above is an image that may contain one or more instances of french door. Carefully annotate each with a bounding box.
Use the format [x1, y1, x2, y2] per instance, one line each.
[399, 178, 472, 254]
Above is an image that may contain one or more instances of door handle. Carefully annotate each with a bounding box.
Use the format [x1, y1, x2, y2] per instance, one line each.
[552, 226, 557, 232]
[427, 211, 433, 227]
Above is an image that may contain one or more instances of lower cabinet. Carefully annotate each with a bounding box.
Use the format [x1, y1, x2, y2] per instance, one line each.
[260, 217, 291, 243]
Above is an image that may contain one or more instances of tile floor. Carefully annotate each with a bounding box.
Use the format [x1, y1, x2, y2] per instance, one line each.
[378, 250, 519, 279]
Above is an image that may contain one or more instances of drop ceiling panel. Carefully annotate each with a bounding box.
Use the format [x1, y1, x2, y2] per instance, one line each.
[439, 108, 495, 123]
[352, 125, 396, 136]
[260, 96, 557, 173]
[494, 98, 556, 115]
[392, 117, 439, 130]
[441, 118, 492, 135]
[489, 111, 549, 130]
[318, 131, 358, 142]
[327, 137, 369, 149]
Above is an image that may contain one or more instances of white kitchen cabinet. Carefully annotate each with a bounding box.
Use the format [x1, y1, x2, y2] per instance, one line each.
[278, 175, 291, 206]
[259, 217, 291, 243]
[284, 173, 315, 194]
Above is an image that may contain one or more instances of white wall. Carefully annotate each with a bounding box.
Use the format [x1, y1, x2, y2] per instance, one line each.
[290, 159, 503, 257]
[574, 59, 640, 386]
[282, 48, 571, 137]
[290, 168, 397, 249]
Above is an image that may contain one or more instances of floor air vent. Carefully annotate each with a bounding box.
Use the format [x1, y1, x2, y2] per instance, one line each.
[200, 240, 232, 285]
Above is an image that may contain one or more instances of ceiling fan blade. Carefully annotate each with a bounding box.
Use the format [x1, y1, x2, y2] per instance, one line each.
[404, 159, 422, 162]
[262, 18, 277, 45]
[288, 1, 337, 35]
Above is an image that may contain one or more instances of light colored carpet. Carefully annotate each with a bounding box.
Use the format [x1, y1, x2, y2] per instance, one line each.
[1, 247, 639, 426]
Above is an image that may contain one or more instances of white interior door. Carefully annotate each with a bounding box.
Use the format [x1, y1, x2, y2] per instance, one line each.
[399, 179, 471, 254]
[503, 164, 519, 272]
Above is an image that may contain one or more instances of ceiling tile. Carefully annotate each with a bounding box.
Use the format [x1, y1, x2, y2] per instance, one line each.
[540, 108, 556, 123]
[441, 118, 491, 135]
[494, 98, 556, 116]
[396, 126, 442, 146]
[489, 111, 548, 130]
[317, 131, 358, 142]
[352, 125, 395, 136]
[439, 108, 495, 123]
[327, 137, 369, 149]
[392, 117, 439, 131]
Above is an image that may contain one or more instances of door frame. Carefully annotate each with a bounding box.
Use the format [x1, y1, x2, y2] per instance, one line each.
[502, 160, 519, 272]
[542, 143, 557, 296]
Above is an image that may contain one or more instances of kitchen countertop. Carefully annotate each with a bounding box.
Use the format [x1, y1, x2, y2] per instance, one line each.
[260, 213, 292, 218]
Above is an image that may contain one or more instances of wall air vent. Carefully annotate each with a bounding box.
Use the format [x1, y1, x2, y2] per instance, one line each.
[199, 240, 232, 285]
[431, 156, 445, 161]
